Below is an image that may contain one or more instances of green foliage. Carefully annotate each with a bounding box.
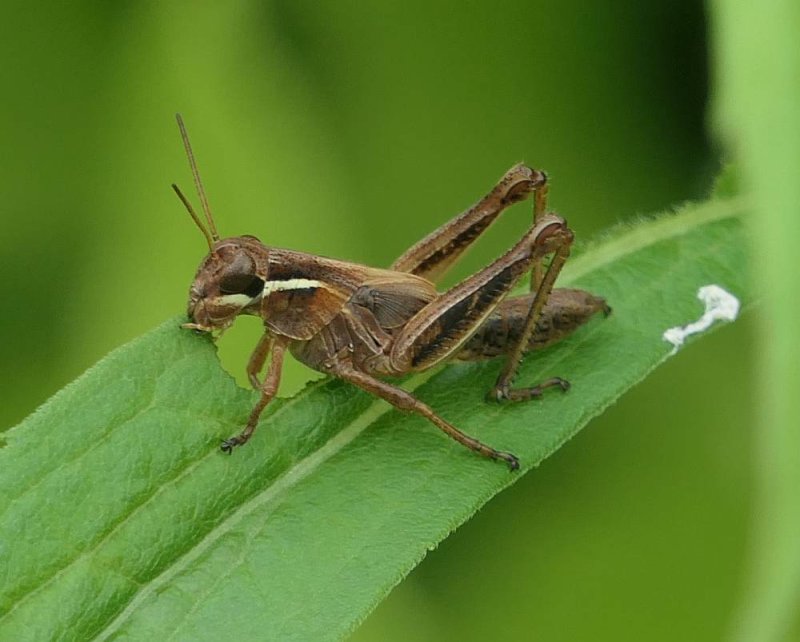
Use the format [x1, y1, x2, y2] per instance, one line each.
[0, 194, 749, 641]
[711, 2, 800, 641]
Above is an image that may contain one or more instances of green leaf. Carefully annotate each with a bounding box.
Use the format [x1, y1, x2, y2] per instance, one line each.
[711, 3, 800, 641]
[0, 195, 750, 642]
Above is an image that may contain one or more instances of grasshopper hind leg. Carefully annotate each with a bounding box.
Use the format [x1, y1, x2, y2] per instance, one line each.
[456, 288, 610, 402]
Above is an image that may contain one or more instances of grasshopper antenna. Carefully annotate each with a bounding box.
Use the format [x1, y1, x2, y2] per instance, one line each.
[172, 183, 216, 252]
[175, 113, 220, 243]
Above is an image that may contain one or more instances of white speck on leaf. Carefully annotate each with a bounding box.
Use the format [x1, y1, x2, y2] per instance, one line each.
[662, 285, 740, 354]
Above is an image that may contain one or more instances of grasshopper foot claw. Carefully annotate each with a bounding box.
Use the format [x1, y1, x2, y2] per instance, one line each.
[220, 437, 244, 454]
[498, 452, 520, 471]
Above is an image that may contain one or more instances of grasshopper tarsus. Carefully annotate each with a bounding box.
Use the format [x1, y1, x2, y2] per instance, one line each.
[220, 437, 243, 454]
[544, 376, 571, 393]
[496, 452, 521, 471]
[488, 376, 571, 403]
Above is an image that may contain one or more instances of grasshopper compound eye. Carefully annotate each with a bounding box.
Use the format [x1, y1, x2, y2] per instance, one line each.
[218, 254, 263, 297]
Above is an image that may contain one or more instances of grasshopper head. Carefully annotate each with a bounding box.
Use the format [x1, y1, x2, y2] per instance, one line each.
[184, 236, 267, 333]
[171, 115, 270, 334]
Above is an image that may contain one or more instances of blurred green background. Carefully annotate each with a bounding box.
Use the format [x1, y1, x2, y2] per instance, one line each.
[0, 2, 754, 640]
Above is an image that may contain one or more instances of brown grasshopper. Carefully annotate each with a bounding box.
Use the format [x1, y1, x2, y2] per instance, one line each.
[174, 115, 609, 470]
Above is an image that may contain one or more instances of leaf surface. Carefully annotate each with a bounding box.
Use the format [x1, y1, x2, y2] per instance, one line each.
[0, 195, 750, 641]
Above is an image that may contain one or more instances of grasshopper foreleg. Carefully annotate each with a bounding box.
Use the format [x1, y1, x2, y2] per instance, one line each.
[246, 332, 273, 389]
[222, 334, 288, 453]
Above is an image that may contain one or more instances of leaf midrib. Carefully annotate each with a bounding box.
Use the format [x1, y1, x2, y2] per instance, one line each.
[563, 196, 746, 282]
[94, 370, 438, 641]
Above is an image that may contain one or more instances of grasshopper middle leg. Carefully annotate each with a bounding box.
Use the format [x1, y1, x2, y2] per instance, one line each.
[331, 365, 521, 470]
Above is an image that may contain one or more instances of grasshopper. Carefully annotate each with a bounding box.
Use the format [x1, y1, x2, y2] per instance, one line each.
[175, 115, 609, 470]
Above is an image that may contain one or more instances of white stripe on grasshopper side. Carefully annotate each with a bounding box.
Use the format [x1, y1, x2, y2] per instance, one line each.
[262, 278, 323, 296]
